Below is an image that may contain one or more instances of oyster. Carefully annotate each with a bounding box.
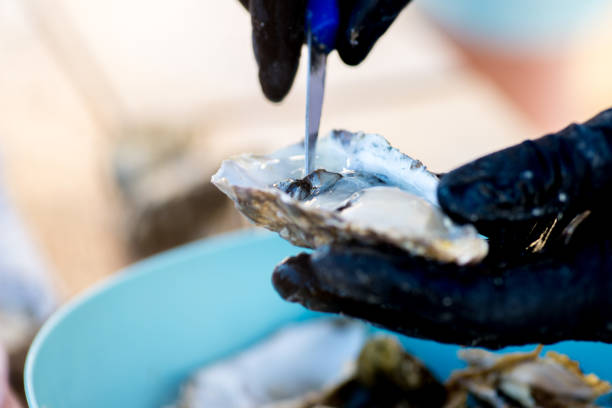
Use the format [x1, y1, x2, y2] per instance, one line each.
[172, 319, 366, 408]
[172, 323, 446, 408]
[212, 130, 488, 265]
[172, 320, 612, 408]
[274, 336, 447, 408]
[445, 345, 612, 408]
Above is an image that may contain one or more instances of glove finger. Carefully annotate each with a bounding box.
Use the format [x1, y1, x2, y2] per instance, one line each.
[336, 0, 411, 65]
[250, 0, 306, 101]
[272, 240, 612, 348]
[438, 108, 612, 256]
[438, 108, 612, 226]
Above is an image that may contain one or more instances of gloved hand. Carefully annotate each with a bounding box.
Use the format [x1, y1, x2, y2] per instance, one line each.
[273, 108, 612, 349]
[238, 0, 412, 101]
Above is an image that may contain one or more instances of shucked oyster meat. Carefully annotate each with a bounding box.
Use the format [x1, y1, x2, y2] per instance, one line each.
[212, 130, 488, 265]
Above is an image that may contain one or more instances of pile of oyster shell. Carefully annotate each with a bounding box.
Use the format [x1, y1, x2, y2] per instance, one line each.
[212, 130, 487, 265]
[173, 319, 611, 408]
[446, 345, 612, 408]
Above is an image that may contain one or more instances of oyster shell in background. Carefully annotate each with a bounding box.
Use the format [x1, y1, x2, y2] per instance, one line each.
[172, 319, 367, 408]
[212, 130, 488, 265]
[172, 321, 446, 408]
[446, 345, 612, 408]
[275, 335, 447, 408]
[172, 318, 612, 408]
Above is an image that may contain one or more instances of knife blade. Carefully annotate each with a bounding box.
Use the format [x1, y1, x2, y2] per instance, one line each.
[305, 31, 327, 175]
[304, 0, 339, 176]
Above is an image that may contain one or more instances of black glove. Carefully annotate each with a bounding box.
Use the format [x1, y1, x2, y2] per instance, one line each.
[238, 0, 412, 101]
[273, 108, 612, 349]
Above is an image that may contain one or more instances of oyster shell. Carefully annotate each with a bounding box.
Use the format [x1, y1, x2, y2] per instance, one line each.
[276, 336, 447, 408]
[172, 321, 612, 408]
[212, 130, 487, 265]
[445, 345, 612, 408]
[172, 319, 366, 408]
[173, 325, 446, 408]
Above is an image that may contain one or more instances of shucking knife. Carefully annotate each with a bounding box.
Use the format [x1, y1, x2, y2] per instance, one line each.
[305, 0, 340, 175]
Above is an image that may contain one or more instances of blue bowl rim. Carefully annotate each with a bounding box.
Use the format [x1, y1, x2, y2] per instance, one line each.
[23, 229, 271, 407]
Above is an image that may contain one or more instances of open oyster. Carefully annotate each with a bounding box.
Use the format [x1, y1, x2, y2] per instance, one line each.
[212, 130, 487, 264]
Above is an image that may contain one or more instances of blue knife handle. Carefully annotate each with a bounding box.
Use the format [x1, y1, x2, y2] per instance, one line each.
[306, 0, 340, 54]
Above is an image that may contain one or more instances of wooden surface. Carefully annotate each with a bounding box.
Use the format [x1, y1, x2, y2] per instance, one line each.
[1, 0, 609, 299]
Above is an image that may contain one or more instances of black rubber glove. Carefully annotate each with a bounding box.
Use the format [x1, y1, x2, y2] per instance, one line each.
[238, 0, 412, 101]
[273, 108, 612, 349]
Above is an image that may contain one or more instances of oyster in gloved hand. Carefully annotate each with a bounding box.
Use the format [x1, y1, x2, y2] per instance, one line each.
[212, 130, 487, 265]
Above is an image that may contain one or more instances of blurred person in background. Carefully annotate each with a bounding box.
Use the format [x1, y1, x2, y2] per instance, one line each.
[418, 0, 611, 131]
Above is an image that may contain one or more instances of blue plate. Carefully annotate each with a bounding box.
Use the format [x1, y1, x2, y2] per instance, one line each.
[25, 230, 612, 407]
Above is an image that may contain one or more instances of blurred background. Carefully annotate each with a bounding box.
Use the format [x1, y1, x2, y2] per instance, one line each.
[1, 0, 612, 402]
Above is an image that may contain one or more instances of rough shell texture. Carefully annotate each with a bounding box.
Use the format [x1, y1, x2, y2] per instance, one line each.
[212, 130, 488, 265]
[446, 345, 611, 407]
